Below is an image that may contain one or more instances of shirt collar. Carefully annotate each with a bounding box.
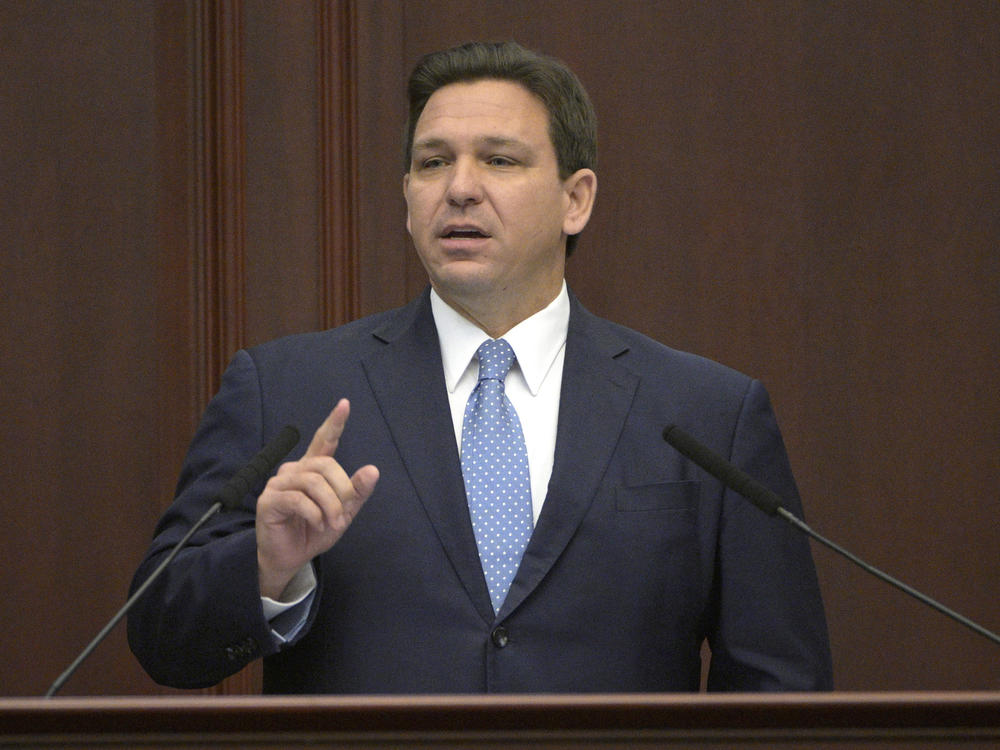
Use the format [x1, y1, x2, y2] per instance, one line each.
[431, 282, 570, 396]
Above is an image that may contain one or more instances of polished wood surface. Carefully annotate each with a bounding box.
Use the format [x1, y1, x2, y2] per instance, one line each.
[2, 693, 1000, 748]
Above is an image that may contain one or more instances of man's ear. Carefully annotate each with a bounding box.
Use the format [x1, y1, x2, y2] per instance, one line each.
[562, 169, 597, 236]
[402, 173, 412, 235]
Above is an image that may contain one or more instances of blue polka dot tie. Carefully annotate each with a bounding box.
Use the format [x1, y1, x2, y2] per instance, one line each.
[461, 338, 534, 614]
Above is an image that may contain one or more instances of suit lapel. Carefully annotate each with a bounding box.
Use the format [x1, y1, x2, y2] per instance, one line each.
[499, 296, 639, 618]
[361, 292, 495, 624]
[361, 290, 640, 624]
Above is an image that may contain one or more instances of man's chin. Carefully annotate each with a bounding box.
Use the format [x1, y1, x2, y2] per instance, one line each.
[429, 265, 512, 309]
[429, 263, 498, 295]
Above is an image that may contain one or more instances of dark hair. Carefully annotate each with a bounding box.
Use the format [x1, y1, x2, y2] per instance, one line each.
[405, 41, 597, 256]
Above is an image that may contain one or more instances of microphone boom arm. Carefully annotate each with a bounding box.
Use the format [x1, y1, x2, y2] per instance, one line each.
[45, 424, 300, 698]
[662, 424, 1000, 648]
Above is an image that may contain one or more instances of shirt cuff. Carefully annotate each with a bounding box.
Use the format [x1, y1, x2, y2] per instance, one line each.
[260, 564, 316, 644]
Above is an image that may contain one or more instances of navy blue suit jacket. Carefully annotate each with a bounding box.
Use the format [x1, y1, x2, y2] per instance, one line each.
[128, 289, 832, 693]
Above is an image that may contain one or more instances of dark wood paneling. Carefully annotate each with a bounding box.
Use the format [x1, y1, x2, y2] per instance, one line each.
[243, 0, 320, 344]
[194, 0, 247, 404]
[354, 0, 414, 315]
[0, 0, 199, 696]
[317, 0, 362, 328]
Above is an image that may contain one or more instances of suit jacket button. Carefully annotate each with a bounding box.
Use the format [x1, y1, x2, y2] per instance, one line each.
[491, 626, 509, 648]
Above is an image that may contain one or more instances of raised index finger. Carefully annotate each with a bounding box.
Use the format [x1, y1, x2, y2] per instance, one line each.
[304, 398, 351, 459]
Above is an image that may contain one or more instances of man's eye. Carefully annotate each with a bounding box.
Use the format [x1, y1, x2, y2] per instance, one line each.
[487, 156, 516, 167]
[421, 157, 447, 169]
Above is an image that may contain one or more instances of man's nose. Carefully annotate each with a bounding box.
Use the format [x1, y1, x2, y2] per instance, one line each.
[446, 158, 484, 206]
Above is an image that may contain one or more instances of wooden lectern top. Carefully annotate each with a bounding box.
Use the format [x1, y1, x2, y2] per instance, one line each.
[1, 691, 998, 748]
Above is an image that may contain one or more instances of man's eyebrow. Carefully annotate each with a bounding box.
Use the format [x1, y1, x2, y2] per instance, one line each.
[478, 136, 529, 150]
[411, 136, 530, 152]
[411, 137, 448, 153]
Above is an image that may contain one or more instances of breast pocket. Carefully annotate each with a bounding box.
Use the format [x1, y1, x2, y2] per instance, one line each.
[614, 480, 700, 513]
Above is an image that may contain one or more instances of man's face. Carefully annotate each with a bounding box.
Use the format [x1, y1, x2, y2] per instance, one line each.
[404, 79, 594, 327]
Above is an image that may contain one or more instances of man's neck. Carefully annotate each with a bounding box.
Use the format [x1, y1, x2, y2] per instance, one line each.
[432, 283, 564, 338]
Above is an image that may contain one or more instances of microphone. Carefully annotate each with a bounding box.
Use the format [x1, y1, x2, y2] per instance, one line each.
[217, 425, 302, 511]
[662, 424, 1000, 647]
[662, 424, 783, 515]
[45, 425, 301, 698]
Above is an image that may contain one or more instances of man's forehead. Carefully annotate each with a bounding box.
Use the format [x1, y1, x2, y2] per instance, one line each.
[413, 80, 550, 142]
[418, 79, 546, 123]
[426, 77, 537, 102]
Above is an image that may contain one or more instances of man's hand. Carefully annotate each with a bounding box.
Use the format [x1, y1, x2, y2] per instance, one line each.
[255, 399, 379, 600]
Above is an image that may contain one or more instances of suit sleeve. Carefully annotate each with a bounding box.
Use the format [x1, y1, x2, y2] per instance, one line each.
[705, 379, 834, 691]
[126, 350, 318, 688]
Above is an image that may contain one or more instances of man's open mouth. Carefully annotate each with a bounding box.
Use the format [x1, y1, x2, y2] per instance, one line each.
[442, 227, 490, 239]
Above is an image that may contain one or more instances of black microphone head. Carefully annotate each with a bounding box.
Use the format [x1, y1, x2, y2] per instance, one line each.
[218, 425, 301, 511]
[663, 423, 782, 516]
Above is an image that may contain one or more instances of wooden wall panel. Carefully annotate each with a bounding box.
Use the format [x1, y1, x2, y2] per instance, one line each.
[0, 0, 198, 696]
[241, 0, 363, 341]
[317, 0, 362, 328]
[194, 0, 247, 411]
[243, 0, 320, 344]
[354, 1, 414, 316]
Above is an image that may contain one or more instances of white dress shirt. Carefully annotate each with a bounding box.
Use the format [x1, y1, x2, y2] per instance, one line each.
[431, 282, 569, 522]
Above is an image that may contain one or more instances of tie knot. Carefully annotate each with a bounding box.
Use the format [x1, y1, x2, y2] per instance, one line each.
[476, 338, 515, 382]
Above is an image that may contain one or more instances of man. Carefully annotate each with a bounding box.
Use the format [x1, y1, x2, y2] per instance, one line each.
[128, 41, 832, 693]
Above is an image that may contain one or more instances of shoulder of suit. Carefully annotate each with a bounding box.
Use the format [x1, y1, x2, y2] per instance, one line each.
[572, 302, 753, 391]
[243, 294, 428, 365]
